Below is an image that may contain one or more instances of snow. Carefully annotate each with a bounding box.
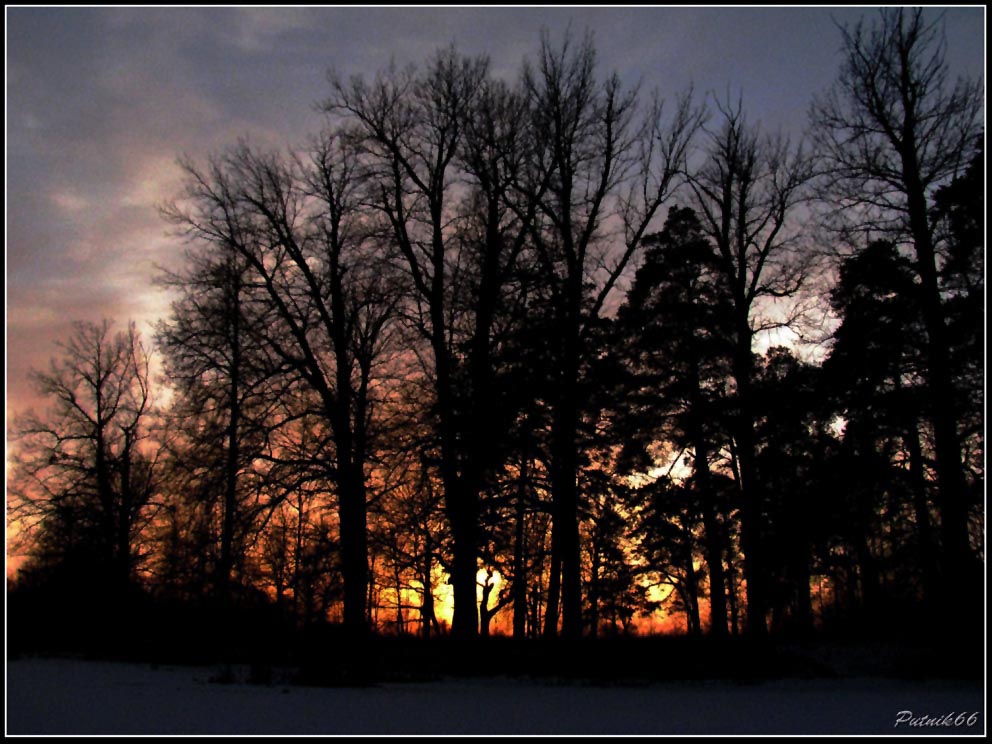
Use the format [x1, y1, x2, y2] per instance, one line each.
[6, 657, 985, 735]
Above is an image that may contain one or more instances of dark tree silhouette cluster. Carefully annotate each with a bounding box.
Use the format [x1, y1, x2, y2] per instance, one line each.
[8, 10, 983, 659]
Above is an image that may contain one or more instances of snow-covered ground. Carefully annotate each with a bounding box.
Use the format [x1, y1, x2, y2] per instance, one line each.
[6, 657, 985, 735]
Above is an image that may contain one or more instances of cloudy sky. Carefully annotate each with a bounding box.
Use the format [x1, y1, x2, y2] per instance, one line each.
[5, 6, 984, 417]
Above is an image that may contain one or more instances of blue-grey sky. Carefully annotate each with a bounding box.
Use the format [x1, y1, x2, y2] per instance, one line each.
[5, 6, 985, 414]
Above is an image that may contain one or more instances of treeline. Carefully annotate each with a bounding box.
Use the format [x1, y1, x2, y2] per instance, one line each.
[8, 10, 983, 647]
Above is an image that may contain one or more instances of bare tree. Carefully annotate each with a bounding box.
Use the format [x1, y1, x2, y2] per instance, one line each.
[164, 132, 395, 637]
[810, 7, 983, 615]
[325, 46, 536, 638]
[521, 29, 703, 638]
[155, 233, 287, 605]
[9, 320, 158, 592]
[688, 95, 816, 635]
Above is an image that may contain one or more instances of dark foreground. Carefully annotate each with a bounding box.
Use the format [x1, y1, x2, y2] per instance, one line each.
[6, 656, 985, 735]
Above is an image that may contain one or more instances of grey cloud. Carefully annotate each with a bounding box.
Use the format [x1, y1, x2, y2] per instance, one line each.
[6, 6, 984, 416]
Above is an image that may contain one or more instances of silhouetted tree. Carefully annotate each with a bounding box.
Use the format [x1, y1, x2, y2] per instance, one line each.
[688, 96, 816, 635]
[15, 21, 986, 665]
[752, 347, 836, 635]
[165, 132, 396, 637]
[364, 443, 449, 637]
[521, 29, 703, 638]
[931, 143, 984, 519]
[155, 234, 284, 605]
[10, 320, 158, 595]
[506, 449, 544, 638]
[582, 470, 651, 637]
[634, 476, 704, 635]
[823, 240, 936, 610]
[615, 206, 736, 636]
[810, 8, 984, 618]
[326, 47, 547, 638]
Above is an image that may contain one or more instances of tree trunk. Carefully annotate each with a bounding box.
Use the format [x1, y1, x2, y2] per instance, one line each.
[543, 526, 561, 638]
[793, 543, 813, 634]
[684, 529, 702, 637]
[434, 293, 480, 639]
[700, 499, 727, 637]
[588, 537, 600, 638]
[421, 542, 437, 638]
[292, 494, 304, 618]
[366, 553, 377, 626]
[94, 421, 117, 585]
[338, 464, 369, 635]
[726, 554, 740, 636]
[116, 433, 134, 591]
[903, 167, 973, 612]
[853, 487, 880, 614]
[551, 316, 583, 640]
[447, 500, 480, 639]
[688, 410, 727, 637]
[905, 420, 938, 600]
[218, 267, 242, 605]
[732, 332, 766, 636]
[479, 575, 501, 638]
[512, 461, 528, 639]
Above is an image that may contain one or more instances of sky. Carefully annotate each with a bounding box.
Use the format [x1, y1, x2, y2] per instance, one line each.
[5, 5, 986, 419]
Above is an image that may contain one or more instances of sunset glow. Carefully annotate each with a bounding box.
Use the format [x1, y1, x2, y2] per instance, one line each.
[6, 15, 985, 731]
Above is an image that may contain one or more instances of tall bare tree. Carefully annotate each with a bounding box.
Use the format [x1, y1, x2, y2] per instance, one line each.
[810, 7, 983, 616]
[522, 29, 703, 638]
[155, 236, 286, 605]
[10, 320, 157, 592]
[164, 132, 395, 636]
[325, 47, 538, 638]
[688, 95, 816, 635]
